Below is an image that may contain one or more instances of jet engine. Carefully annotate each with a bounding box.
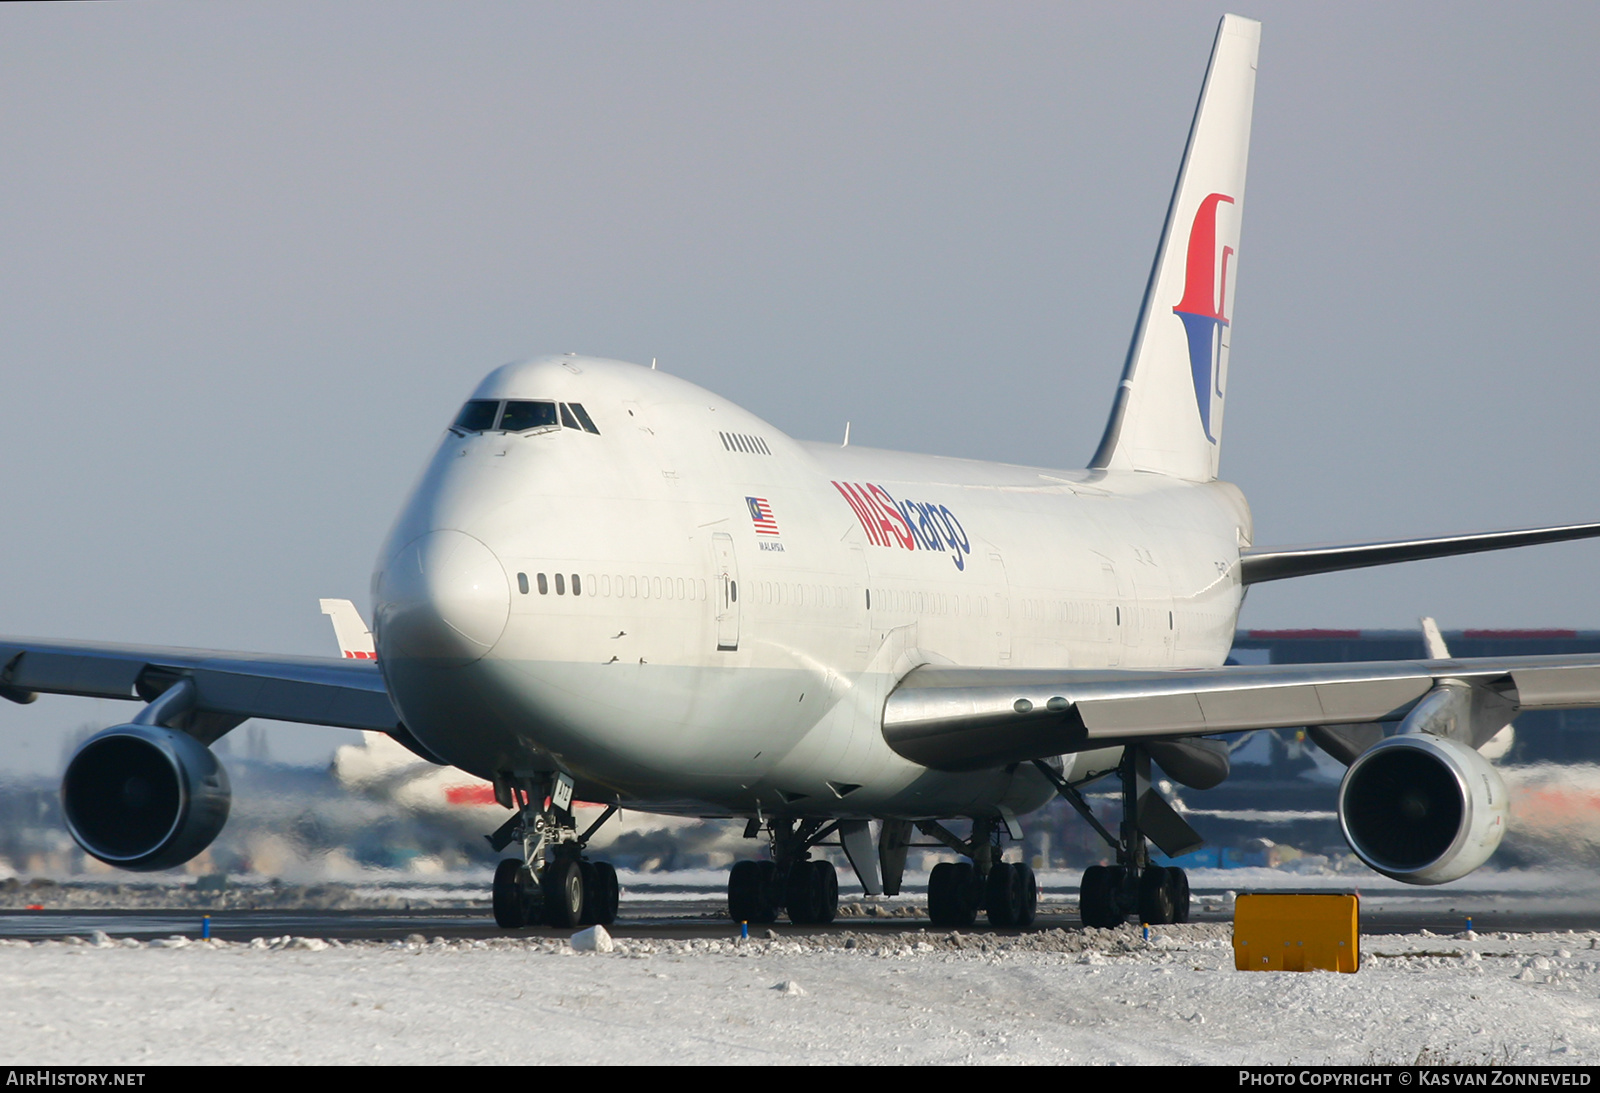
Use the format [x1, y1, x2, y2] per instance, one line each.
[61, 724, 231, 871]
[1337, 733, 1507, 885]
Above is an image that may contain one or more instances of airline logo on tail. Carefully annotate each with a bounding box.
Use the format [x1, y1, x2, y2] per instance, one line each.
[1172, 192, 1235, 443]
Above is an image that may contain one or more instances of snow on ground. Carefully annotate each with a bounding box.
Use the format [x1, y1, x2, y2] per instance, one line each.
[3, 924, 1599, 1065]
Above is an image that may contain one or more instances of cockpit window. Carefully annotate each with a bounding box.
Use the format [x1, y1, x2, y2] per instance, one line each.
[568, 403, 600, 434]
[499, 400, 559, 432]
[451, 397, 598, 437]
[452, 400, 500, 433]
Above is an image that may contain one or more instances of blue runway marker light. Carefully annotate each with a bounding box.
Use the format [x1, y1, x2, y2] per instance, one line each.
[202, 915, 211, 939]
[740, 920, 748, 940]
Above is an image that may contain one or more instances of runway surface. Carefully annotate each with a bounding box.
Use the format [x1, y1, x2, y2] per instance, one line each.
[4, 871, 1596, 942]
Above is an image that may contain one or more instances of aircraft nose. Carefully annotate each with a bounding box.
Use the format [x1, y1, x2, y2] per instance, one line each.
[375, 529, 510, 664]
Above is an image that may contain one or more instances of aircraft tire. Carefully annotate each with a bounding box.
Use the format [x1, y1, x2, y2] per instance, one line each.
[784, 861, 815, 924]
[592, 861, 620, 925]
[1138, 865, 1177, 925]
[492, 857, 532, 929]
[985, 862, 1021, 928]
[577, 860, 601, 926]
[1167, 866, 1190, 924]
[1014, 863, 1038, 929]
[811, 860, 839, 925]
[928, 861, 979, 928]
[543, 858, 586, 928]
[1080, 865, 1122, 928]
[753, 860, 782, 923]
[729, 860, 764, 923]
[927, 862, 955, 926]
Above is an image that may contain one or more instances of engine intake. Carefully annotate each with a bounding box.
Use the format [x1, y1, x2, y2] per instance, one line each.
[1338, 733, 1506, 885]
[61, 725, 231, 872]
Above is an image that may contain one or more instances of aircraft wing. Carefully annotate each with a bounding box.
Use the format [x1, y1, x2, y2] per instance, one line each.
[0, 636, 398, 736]
[1240, 520, 1600, 584]
[882, 655, 1600, 771]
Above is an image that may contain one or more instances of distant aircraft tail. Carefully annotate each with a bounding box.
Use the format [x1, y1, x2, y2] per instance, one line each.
[1090, 14, 1259, 481]
[320, 598, 376, 660]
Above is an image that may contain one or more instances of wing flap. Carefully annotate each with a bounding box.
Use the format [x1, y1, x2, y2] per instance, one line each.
[883, 654, 1600, 771]
[1506, 662, 1600, 708]
[2, 647, 145, 700]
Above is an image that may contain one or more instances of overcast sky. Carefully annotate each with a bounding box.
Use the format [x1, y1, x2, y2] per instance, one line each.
[2, 2, 1596, 772]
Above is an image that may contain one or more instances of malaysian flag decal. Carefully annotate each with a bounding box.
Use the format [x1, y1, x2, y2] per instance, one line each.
[746, 496, 779, 535]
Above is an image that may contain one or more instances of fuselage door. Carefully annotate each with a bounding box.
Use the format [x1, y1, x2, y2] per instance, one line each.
[713, 531, 740, 651]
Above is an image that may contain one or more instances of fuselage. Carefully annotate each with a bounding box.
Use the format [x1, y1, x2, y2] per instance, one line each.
[370, 355, 1252, 821]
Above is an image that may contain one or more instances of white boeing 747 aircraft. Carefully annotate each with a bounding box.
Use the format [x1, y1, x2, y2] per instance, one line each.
[9, 15, 1600, 931]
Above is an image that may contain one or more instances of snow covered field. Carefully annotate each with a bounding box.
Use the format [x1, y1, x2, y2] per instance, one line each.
[4, 923, 1599, 1065]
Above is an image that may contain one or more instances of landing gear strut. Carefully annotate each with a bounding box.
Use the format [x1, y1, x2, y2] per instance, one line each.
[487, 772, 620, 929]
[1033, 747, 1200, 927]
[727, 819, 840, 926]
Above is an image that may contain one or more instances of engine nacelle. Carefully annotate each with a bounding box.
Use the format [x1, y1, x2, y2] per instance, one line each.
[1338, 733, 1507, 885]
[61, 725, 231, 872]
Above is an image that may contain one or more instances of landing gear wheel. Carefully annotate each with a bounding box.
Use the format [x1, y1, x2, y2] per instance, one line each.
[729, 860, 765, 923]
[492, 858, 534, 929]
[591, 861, 619, 926]
[1013, 862, 1038, 929]
[1138, 865, 1177, 925]
[1079, 864, 1123, 928]
[927, 862, 953, 926]
[985, 862, 1024, 928]
[783, 860, 814, 924]
[785, 859, 839, 925]
[810, 859, 838, 925]
[754, 861, 782, 924]
[543, 858, 586, 928]
[784, 861, 813, 924]
[1167, 866, 1190, 924]
[577, 860, 601, 925]
[928, 861, 980, 928]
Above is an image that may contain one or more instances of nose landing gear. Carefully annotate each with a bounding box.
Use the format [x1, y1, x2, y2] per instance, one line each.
[487, 772, 620, 929]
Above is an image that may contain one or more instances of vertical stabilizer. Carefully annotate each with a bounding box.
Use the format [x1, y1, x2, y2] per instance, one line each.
[1090, 15, 1259, 481]
[320, 598, 377, 660]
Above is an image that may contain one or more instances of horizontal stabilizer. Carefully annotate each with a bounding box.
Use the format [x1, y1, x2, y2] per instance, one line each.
[1240, 521, 1600, 585]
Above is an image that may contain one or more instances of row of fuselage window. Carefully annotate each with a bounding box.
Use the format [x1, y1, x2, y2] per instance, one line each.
[517, 573, 849, 608]
[518, 572, 710, 601]
[513, 573, 1180, 633]
[515, 572, 990, 620]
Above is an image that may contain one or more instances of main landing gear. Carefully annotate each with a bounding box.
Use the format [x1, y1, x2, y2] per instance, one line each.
[1031, 746, 1200, 928]
[726, 819, 841, 926]
[486, 772, 621, 929]
[728, 815, 1039, 930]
[919, 817, 1038, 929]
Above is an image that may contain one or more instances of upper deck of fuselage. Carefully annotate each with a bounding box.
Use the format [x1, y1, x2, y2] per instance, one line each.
[457, 353, 1243, 507]
[379, 352, 1251, 585]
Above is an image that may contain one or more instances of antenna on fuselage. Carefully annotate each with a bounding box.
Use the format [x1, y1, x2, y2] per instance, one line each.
[651, 357, 657, 370]
[842, 421, 851, 447]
